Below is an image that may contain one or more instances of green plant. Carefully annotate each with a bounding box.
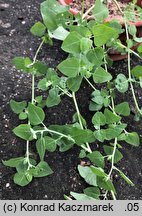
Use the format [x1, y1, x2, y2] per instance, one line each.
[3, 0, 142, 199]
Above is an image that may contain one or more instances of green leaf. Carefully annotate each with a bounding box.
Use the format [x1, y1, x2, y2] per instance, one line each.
[93, 24, 118, 46]
[10, 100, 27, 114]
[13, 124, 33, 141]
[46, 88, 61, 107]
[36, 138, 46, 161]
[35, 96, 43, 103]
[2, 157, 24, 168]
[33, 161, 53, 177]
[103, 145, 123, 163]
[30, 21, 46, 37]
[89, 102, 102, 111]
[58, 137, 74, 152]
[104, 109, 121, 124]
[87, 151, 105, 168]
[84, 187, 100, 199]
[48, 26, 69, 40]
[14, 172, 31, 187]
[27, 103, 45, 125]
[72, 113, 87, 127]
[93, 0, 109, 22]
[125, 132, 140, 146]
[69, 26, 91, 37]
[92, 112, 106, 129]
[137, 43, 142, 53]
[115, 167, 134, 186]
[13, 57, 32, 73]
[105, 127, 124, 140]
[79, 149, 87, 158]
[86, 47, 104, 66]
[115, 102, 130, 116]
[91, 166, 107, 177]
[19, 112, 27, 120]
[93, 67, 112, 83]
[40, 0, 68, 30]
[70, 128, 95, 145]
[33, 61, 48, 76]
[61, 31, 82, 54]
[131, 65, 142, 78]
[70, 192, 95, 200]
[97, 176, 116, 194]
[57, 57, 80, 77]
[94, 129, 106, 142]
[16, 160, 28, 173]
[92, 95, 104, 105]
[80, 38, 92, 53]
[67, 76, 82, 92]
[44, 136, 57, 152]
[78, 165, 97, 186]
[38, 78, 51, 91]
[115, 74, 129, 93]
[128, 25, 136, 37]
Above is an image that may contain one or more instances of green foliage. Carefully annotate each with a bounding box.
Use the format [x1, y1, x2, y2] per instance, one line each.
[78, 165, 97, 186]
[40, 0, 68, 30]
[2, 157, 24, 167]
[6, 0, 141, 199]
[93, 0, 109, 23]
[30, 22, 46, 37]
[131, 65, 142, 78]
[103, 145, 123, 163]
[115, 74, 129, 93]
[70, 192, 96, 200]
[93, 67, 112, 83]
[92, 112, 106, 129]
[87, 151, 105, 168]
[57, 57, 80, 77]
[83, 187, 100, 199]
[67, 76, 83, 92]
[13, 124, 33, 141]
[33, 161, 53, 177]
[46, 88, 61, 107]
[115, 102, 130, 116]
[13, 57, 32, 73]
[10, 100, 27, 114]
[93, 24, 118, 46]
[125, 132, 140, 146]
[27, 103, 45, 125]
[61, 31, 82, 54]
[86, 47, 104, 66]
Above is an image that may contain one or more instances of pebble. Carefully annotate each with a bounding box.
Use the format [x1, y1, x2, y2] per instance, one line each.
[6, 183, 10, 188]
[0, 20, 11, 28]
[0, 3, 10, 8]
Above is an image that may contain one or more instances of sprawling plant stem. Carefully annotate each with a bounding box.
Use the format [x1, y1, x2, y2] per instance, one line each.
[26, 40, 44, 169]
[84, 76, 96, 91]
[103, 46, 117, 200]
[72, 92, 92, 153]
[124, 20, 142, 115]
[82, 4, 95, 19]
[112, 0, 142, 115]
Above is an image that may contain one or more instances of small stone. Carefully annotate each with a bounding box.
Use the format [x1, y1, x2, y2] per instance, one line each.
[22, 21, 26, 24]
[6, 183, 10, 188]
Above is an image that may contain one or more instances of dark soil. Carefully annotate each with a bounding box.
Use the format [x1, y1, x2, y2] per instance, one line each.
[70, 0, 128, 17]
[0, 0, 142, 200]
